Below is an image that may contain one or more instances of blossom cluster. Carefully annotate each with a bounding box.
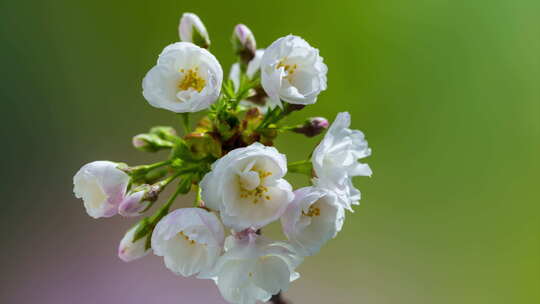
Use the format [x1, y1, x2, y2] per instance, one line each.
[73, 13, 372, 304]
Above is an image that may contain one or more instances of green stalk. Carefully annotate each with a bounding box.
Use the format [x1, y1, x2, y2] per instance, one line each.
[144, 160, 172, 171]
[287, 159, 313, 176]
[180, 113, 191, 134]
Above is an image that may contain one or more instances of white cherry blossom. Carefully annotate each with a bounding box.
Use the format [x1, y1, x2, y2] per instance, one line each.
[281, 187, 345, 256]
[312, 112, 372, 210]
[73, 161, 129, 218]
[142, 42, 223, 113]
[152, 208, 225, 278]
[261, 35, 327, 108]
[200, 142, 294, 231]
[212, 231, 302, 304]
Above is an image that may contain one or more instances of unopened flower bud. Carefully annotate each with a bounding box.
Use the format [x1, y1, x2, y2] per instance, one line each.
[149, 126, 178, 141]
[118, 187, 151, 217]
[293, 117, 329, 137]
[132, 133, 174, 152]
[179, 13, 210, 48]
[232, 24, 256, 65]
[118, 225, 150, 262]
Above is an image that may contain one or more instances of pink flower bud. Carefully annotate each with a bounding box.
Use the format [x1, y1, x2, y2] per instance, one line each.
[118, 190, 150, 217]
[293, 117, 329, 137]
[233, 24, 256, 63]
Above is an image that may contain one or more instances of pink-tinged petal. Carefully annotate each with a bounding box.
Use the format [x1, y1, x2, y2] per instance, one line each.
[73, 161, 129, 219]
[118, 191, 148, 217]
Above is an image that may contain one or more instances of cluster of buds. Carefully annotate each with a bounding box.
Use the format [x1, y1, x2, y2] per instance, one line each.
[73, 12, 372, 304]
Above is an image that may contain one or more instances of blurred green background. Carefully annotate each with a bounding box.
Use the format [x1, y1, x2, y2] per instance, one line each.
[1, 0, 539, 303]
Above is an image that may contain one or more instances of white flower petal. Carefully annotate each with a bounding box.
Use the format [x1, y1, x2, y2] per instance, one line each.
[200, 143, 293, 231]
[142, 42, 223, 113]
[281, 187, 345, 255]
[311, 112, 372, 210]
[213, 233, 302, 304]
[261, 35, 327, 107]
[253, 256, 291, 294]
[73, 161, 129, 218]
[152, 208, 225, 278]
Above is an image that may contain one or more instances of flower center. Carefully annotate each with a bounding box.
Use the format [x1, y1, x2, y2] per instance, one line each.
[239, 168, 272, 204]
[178, 68, 206, 92]
[276, 59, 298, 81]
[178, 231, 196, 245]
[302, 205, 321, 217]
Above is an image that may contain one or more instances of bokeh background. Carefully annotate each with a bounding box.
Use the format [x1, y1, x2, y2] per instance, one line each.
[1, 0, 539, 303]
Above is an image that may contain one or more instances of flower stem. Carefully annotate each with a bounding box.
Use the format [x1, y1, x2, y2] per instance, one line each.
[140, 160, 173, 172]
[287, 159, 313, 176]
[180, 113, 191, 134]
[153, 170, 183, 189]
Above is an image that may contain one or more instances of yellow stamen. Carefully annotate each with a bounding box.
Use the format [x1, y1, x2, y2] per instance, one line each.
[238, 168, 273, 204]
[178, 231, 196, 245]
[178, 67, 206, 92]
[302, 205, 321, 217]
[276, 59, 298, 81]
